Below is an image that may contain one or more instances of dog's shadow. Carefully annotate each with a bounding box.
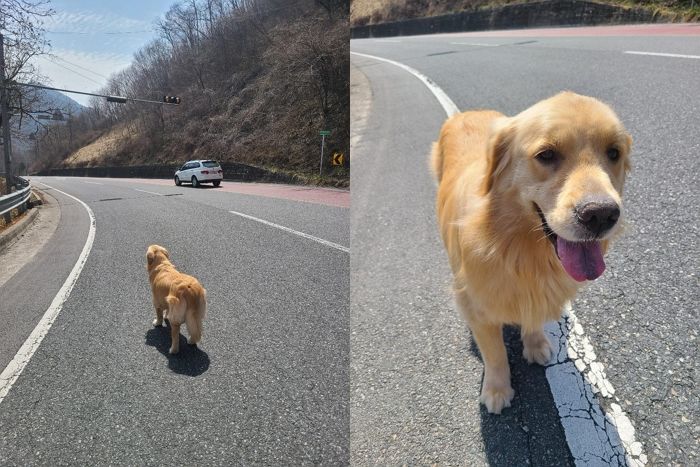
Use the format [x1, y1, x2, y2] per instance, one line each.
[470, 326, 575, 466]
[145, 323, 210, 376]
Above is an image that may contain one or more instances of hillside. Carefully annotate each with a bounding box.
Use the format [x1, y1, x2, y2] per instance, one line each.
[33, 0, 349, 185]
[11, 89, 83, 175]
[350, 0, 699, 26]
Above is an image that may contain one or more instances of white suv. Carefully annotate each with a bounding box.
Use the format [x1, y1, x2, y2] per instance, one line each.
[174, 160, 223, 187]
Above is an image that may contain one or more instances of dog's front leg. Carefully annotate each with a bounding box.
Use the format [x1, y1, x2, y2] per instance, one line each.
[470, 320, 514, 414]
[522, 326, 553, 365]
[169, 322, 181, 354]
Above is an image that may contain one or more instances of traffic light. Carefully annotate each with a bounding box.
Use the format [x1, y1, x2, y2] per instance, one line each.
[163, 96, 181, 104]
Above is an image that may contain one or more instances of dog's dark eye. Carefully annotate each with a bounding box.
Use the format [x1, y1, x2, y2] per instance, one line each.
[607, 147, 620, 162]
[535, 149, 558, 165]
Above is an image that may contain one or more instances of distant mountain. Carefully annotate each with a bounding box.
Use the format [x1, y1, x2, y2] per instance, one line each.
[12, 88, 84, 151]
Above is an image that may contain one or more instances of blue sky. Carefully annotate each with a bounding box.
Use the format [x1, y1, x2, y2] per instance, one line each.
[31, 0, 176, 106]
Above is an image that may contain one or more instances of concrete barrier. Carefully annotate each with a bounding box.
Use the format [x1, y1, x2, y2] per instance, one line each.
[351, 0, 672, 38]
[34, 162, 297, 184]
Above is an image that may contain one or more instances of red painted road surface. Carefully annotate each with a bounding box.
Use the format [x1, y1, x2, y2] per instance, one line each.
[83, 178, 350, 209]
[442, 23, 700, 37]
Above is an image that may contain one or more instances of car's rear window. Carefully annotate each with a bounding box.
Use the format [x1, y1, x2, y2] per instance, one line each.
[202, 160, 220, 168]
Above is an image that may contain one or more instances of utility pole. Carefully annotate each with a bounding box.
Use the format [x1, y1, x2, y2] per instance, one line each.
[0, 33, 13, 194]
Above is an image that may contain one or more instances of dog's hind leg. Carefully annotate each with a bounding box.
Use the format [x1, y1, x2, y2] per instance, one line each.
[165, 294, 186, 354]
[186, 295, 206, 345]
[169, 322, 181, 354]
[185, 314, 202, 345]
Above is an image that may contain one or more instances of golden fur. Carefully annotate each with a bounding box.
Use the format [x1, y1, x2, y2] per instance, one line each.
[431, 92, 631, 413]
[146, 244, 207, 354]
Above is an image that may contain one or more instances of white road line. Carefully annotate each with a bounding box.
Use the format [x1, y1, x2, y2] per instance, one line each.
[133, 188, 164, 196]
[625, 50, 700, 60]
[229, 210, 349, 253]
[351, 51, 460, 117]
[449, 42, 499, 47]
[0, 182, 95, 405]
[83, 181, 102, 185]
[356, 53, 647, 465]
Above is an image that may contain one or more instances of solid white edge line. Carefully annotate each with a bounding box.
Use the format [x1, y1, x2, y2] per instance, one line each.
[0, 181, 96, 405]
[133, 188, 164, 196]
[351, 51, 460, 118]
[625, 50, 700, 60]
[353, 52, 647, 465]
[229, 210, 349, 253]
[83, 181, 103, 185]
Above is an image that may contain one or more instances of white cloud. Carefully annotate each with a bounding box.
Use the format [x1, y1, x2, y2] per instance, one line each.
[45, 11, 153, 34]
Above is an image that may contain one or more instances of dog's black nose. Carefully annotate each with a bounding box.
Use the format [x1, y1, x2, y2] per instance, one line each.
[575, 198, 620, 236]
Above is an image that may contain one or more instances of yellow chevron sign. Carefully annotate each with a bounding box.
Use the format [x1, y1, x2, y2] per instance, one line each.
[332, 152, 345, 166]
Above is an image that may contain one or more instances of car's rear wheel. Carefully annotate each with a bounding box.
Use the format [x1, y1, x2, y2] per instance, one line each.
[174, 176, 181, 186]
[191, 176, 199, 188]
[213, 180, 221, 187]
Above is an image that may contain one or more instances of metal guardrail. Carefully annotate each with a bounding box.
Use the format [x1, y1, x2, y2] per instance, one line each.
[0, 176, 31, 217]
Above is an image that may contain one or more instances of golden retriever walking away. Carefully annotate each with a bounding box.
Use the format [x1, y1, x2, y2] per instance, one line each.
[146, 245, 207, 354]
[431, 92, 631, 414]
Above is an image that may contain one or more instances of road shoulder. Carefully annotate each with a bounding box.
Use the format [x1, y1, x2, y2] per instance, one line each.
[0, 189, 60, 289]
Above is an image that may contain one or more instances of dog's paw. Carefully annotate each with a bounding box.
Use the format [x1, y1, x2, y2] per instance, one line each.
[152, 319, 164, 327]
[187, 337, 198, 345]
[480, 384, 515, 414]
[523, 333, 553, 365]
[169, 346, 179, 355]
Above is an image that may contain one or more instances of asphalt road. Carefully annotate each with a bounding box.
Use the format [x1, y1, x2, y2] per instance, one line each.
[351, 24, 699, 466]
[0, 177, 349, 464]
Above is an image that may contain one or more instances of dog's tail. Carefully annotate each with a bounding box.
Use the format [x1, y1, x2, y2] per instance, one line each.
[430, 141, 444, 182]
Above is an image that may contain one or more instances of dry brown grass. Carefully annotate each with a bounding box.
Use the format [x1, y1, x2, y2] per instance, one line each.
[350, 0, 699, 25]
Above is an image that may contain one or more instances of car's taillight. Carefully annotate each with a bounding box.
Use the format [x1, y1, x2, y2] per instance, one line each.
[201, 170, 209, 174]
[218, 169, 223, 173]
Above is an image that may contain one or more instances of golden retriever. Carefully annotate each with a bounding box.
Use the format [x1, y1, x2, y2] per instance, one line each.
[146, 244, 207, 354]
[431, 92, 631, 414]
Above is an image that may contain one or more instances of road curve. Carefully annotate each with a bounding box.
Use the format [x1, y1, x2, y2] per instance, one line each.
[0, 177, 349, 464]
[351, 24, 699, 466]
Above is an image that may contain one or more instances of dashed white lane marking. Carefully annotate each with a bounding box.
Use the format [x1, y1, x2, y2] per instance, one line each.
[229, 210, 349, 253]
[354, 52, 647, 465]
[133, 188, 164, 196]
[83, 181, 102, 185]
[350, 51, 459, 117]
[625, 50, 700, 60]
[0, 181, 96, 405]
[449, 42, 499, 47]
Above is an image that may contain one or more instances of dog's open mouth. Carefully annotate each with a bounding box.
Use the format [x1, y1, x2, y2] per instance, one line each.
[534, 204, 606, 282]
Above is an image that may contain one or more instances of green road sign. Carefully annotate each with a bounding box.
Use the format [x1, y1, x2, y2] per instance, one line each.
[319, 130, 331, 136]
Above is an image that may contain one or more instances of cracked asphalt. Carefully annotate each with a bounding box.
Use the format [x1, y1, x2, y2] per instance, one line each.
[351, 25, 699, 465]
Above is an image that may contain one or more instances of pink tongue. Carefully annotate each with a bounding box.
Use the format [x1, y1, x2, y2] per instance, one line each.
[556, 238, 606, 282]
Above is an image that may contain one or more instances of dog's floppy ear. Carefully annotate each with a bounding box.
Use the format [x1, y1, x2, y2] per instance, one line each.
[161, 247, 169, 258]
[482, 117, 516, 194]
[147, 250, 155, 266]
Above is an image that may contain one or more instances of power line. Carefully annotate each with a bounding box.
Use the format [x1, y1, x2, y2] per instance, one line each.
[48, 54, 110, 80]
[42, 56, 104, 86]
